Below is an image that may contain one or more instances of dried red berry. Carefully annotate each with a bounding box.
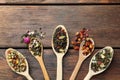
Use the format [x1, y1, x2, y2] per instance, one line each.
[71, 28, 89, 51]
[74, 46, 79, 50]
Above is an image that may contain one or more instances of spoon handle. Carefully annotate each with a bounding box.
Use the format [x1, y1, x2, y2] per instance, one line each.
[25, 73, 33, 80]
[37, 57, 50, 80]
[70, 57, 85, 80]
[84, 72, 92, 80]
[56, 56, 63, 80]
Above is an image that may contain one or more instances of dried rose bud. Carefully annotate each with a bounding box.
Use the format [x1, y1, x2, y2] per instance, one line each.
[23, 37, 30, 44]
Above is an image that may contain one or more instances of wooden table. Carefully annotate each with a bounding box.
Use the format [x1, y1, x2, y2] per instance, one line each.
[0, 0, 120, 80]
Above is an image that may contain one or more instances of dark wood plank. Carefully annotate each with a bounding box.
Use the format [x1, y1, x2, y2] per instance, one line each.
[0, 0, 120, 3]
[0, 6, 120, 48]
[0, 49, 119, 80]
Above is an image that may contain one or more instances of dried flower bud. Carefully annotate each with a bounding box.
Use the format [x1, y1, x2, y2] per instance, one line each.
[23, 37, 30, 44]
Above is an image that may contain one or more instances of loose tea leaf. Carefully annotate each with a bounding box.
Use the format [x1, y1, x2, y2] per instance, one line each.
[53, 27, 67, 53]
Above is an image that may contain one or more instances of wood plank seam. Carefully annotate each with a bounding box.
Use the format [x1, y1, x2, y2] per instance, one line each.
[0, 3, 120, 6]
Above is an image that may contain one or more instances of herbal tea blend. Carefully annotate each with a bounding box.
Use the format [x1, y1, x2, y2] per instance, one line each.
[6, 49, 26, 72]
[29, 38, 42, 56]
[53, 27, 67, 53]
[82, 38, 94, 56]
[84, 46, 114, 80]
[5, 48, 33, 80]
[21, 28, 45, 56]
[91, 47, 113, 72]
[71, 28, 89, 50]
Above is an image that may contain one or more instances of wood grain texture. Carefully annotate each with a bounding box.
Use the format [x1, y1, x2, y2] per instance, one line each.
[0, 49, 119, 80]
[0, 0, 119, 3]
[0, 6, 120, 48]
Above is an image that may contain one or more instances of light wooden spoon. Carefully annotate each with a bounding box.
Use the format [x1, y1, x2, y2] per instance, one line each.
[84, 46, 114, 80]
[28, 38, 50, 80]
[70, 38, 94, 80]
[5, 48, 33, 80]
[52, 25, 69, 80]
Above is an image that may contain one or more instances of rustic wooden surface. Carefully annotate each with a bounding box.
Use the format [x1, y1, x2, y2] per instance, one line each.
[0, 0, 119, 3]
[0, 49, 120, 80]
[0, 1, 120, 80]
[0, 6, 120, 48]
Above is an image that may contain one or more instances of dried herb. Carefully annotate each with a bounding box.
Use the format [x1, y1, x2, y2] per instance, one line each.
[7, 50, 26, 72]
[53, 27, 67, 53]
[91, 48, 112, 72]
[29, 38, 42, 56]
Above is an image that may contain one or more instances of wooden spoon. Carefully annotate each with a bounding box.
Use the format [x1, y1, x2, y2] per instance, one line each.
[28, 38, 50, 80]
[84, 46, 114, 80]
[5, 48, 33, 80]
[52, 25, 69, 80]
[70, 38, 94, 80]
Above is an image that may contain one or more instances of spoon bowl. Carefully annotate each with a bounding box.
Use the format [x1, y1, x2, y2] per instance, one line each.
[52, 25, 69, 80]
[5, 48, 33, 80]
[84, 46, 114, 80]
[70, 38, 94, 80]
[79, 38, 95, 57]
[52, 25, 69, 55]
[29, 38, 43, 56]
[28, 38, 50, 80]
